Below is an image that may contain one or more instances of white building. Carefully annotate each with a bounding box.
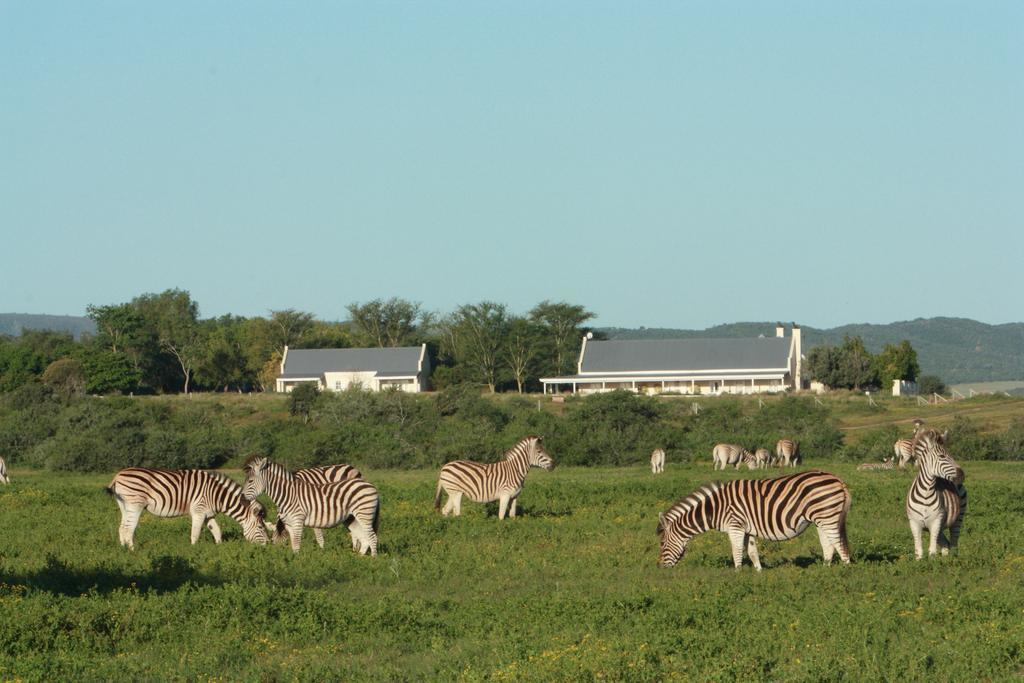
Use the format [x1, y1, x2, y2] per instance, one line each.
[541, 324, 803, 396]
[275, 344, 430, 393]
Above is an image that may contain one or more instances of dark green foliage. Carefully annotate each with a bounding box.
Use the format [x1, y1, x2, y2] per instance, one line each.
[918, 375, 946, 396]
[841, 425, 901, 462]
[288, 383, 320, 422]
[945, 415, 1000, 460]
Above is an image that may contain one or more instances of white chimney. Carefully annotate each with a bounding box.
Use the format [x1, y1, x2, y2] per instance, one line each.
[775, 323, 785, 338]
[792, 324, 802, 389]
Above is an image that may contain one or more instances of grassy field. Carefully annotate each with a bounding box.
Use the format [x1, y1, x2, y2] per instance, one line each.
[1, 461, 1022, 681]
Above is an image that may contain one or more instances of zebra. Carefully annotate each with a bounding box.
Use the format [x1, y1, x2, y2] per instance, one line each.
[0, 456, 8, 484]
[752, 448, 771, 470]
[105, 468, 269, 549]
[906, 429, 967, 559]
[650, 448, 666, 474]
[857, 458, 896, 471]
[270, 463, 365, 548]
[894, 439, 915, 469]
[434, 435, 554, 519]
[657, 470, 852, 570]
[776, 439, 799, 467]
[712, 444, 749, 471]
[242, 455, 380, 555]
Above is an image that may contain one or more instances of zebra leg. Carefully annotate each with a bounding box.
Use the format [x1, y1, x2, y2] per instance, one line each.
[314, 528, 325, 549]
[745, 536, 763, 571]
[816, 526, 836, 564]
[190, 514, 207, 544]
[927, 518, 943, 557]
[498, 495, 510, 520]
[509, 496, 518, 518]
[452, 492, 463, 517]
[206, 518, 223, 544]
[727, 529, 747, 569]
[287, 521, 305, 553]
[441, 491, 454, 516]
[120, 507, 143, 550]
[909, 519, 925, 560]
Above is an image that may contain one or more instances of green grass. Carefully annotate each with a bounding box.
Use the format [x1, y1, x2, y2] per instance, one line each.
[1, 462, 1022, 681]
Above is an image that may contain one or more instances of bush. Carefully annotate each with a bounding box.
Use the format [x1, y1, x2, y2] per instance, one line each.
[918, 375, 946, 396]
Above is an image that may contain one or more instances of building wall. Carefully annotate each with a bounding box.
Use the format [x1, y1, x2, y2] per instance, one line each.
[573, 377, 788, 396]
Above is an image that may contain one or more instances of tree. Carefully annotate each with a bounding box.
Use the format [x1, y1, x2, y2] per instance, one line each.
[268, 309, 316, 356]
[529, 301, 595, 376]
[196, 316, 251, 391]
[133, 289, 203, 394]
[346, 298, 432, 348]
[836, 336, 878, 390]
[289, 383, 320, 424]
[504, 317, 544, 393]
[41, 358, 86, 397]
[78, 345, 141, 394]
[441, 302, 509, 393]
[0, 330, 77, 392]
[873, 340, 920, 389]
[918, 375, 946, 396]
[805, 344, 842, 388]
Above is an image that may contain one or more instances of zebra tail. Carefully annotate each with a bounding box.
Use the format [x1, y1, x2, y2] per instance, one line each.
[838, 481, 853, 559]
[273, 518, 288, 545]
[433, 479, 443, 510]
[372, 498, 381, 534]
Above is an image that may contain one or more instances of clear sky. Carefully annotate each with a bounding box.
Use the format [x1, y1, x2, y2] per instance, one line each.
[2, 2, 1021, 329]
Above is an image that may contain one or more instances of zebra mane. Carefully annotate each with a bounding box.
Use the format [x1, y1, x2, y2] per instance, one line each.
[657, 482, 723, 537]
[501, 435, 539, 460]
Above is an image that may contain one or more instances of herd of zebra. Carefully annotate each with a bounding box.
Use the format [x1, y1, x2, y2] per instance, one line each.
[0, 423, 968, 569]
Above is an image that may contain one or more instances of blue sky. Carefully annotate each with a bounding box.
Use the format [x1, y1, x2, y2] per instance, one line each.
[2, 3, 1021, 328]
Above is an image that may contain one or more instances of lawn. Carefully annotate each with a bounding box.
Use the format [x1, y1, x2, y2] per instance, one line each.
[1, 462, 1022, 681]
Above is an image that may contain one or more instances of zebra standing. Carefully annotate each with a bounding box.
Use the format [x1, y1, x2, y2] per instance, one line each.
[752, 448, 771, 470]
[434, 435, 554, 519]
[776, 439, 799, 467]
[894, 439, 915, 469]
[657, 470, 852, 570]
[712, 444, 749, 471]
[242, 455, 380, 555]
[857, 458, 896, 471]
[105, 468, 269, 549]
[0, 456, 8, 484]
[906, 429, 967, 559]
[272, 463, 365, 548]
[650, 448, 666, 474]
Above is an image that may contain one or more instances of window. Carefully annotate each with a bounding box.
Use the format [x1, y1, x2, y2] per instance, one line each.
[334, 381, 343, 390]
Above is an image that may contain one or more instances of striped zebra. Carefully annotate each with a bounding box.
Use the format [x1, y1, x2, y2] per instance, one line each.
[242, 456, 380, 555]
[0, 456, 8, 484]
[752, 448, 771, 470]
[712, 444, 748, 471]
[906, 429, 967, 559]
[650, 448, 666, 474]
[105, 468, 269, 549]
[894, 439, 915, 469]
[270, 463, 365, 548]
[776, 439, 799, 467]
[857, 458, 896, 471]
[434, 435, 554, 519]
[657, 470, 852, 570]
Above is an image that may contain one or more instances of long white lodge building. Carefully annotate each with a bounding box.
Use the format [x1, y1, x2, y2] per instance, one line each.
[541, 324, 803, 396]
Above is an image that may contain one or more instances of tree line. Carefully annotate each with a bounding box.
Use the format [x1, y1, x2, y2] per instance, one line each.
[0, 289, 596, 395]
[804, 336, 944, 394]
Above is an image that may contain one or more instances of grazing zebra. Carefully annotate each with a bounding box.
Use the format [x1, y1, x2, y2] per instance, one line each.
[906, 429, 967, 559]
[434, 435, 554, 519]
[105, 468, 269, 549]
[857, 458, 896, 471]
[752, 448, 771, 470]
[0, 456, 8, 484]
[712, 444, 749, 471]
[650, 448, 666, 474]
[273, 463, 365, 547]
[776, 439, 799, 467]
[894, 439, 915, 469]
[657, 470, 852, 570]
[242, 455, 380, 555]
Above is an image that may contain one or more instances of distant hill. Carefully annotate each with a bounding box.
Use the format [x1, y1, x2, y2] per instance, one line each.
[598, 318, 1024, 384]
[0, 313, 96, 339]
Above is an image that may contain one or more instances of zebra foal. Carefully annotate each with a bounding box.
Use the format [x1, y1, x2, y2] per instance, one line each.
[105, 468, 269, 549]
[650, 448, 666, 474]
[287, 463, 364, 547]
[857, 458, 896, 471]
[242, 456, 379, 555]
[434, 435, 554, 519]
[657, 470, 852, 570]
[906, 429, 967, 559]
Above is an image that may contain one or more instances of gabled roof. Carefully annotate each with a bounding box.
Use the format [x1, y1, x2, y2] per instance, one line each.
[281, 346, 423, 377]
[580, 337, 791, 373]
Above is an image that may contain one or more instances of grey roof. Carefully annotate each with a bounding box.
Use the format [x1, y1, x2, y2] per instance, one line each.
[580, 337, 791, 373]
[281, 346, 422, 377]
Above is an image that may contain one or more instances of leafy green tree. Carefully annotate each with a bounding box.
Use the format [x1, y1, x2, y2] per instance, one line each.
[873, 340, 920, 389]
[78, 344, 141, 394]
[441, 302, 509, 393]
[196, 316, 252, 391]
[529, 301, 595, 376]
[289, 383, 320, 424]
[346, 298, 432, 348]
[918, 375, 946, 396]
[41, 358, 86, 397]
[805, 344, 842, 388]
[301, 321, 353, 349]
[505, 316, 544, 393]
[837, 336, 878, 390]
[133, 289, 203, 394]
[268, 309, 316, 356]
[0, 330, 77, 391]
